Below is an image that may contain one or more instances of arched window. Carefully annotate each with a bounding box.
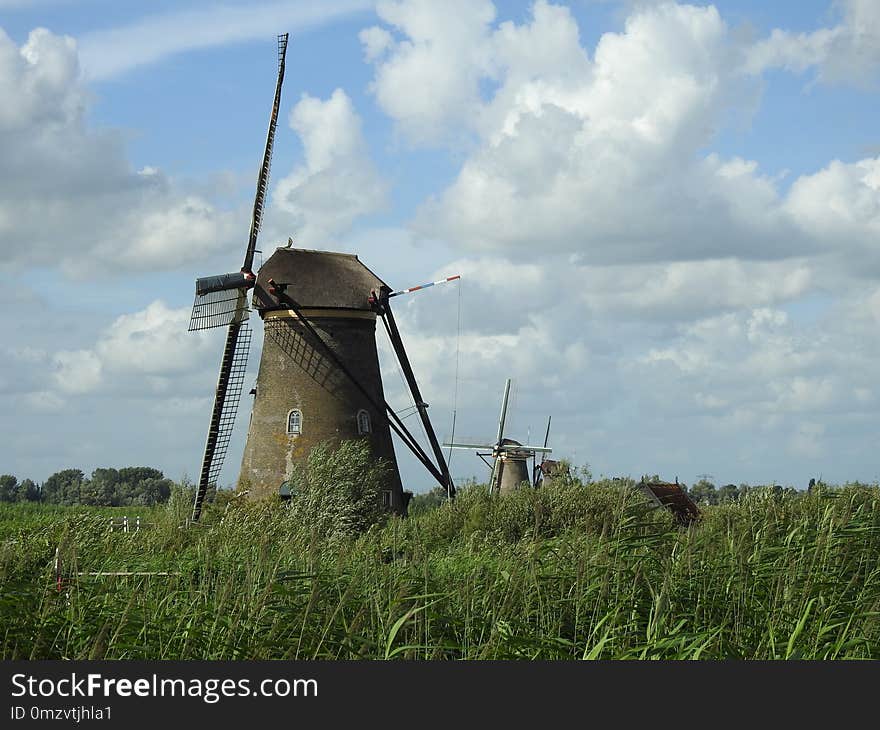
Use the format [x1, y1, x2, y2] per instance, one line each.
[287, 409, 302, 435]
[357, 409, 371, 435]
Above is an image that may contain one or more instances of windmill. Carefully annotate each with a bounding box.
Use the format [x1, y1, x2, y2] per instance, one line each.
[444, 379, 552, 494]
[531, 416, 559, 486]
[186, 35, 456, 520]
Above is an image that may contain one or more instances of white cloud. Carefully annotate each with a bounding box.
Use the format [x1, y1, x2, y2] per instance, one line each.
[95, 301, 216, 376]
[745, 0, 880, 84]
[745, 27, 840, 76]
[77, 0, 374, 81]
[1, 294, 254, 485]
[386, 251, 819, 411]
[360, 1, 878, 283]
[785, 156, 880, 272]
[434, 255, 813, 330]
[359, 25, 394, 62]
[374, 232, 880, 485]
[0, 27, 241, 275]
[577, 258, 813, 319]
[364, 2, 782, 260]
[22, 390, 65, 411]
[52, 349, 102, 394]
[634, 296, 880, 420]
[362, 0, 498, 144]
[36, 300, 220, 399]
[789, 422, 825, 458]
[271, 89, 387, 244]
[0, 27, 82, 131]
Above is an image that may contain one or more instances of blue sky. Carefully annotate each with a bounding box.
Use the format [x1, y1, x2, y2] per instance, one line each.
[1, 0, 879, 492]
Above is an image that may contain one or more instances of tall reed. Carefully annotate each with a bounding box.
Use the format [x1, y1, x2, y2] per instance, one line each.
[1, 482, 877, 659]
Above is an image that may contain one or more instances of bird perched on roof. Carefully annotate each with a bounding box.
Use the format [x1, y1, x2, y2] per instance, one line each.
[285, 236, 293, 248]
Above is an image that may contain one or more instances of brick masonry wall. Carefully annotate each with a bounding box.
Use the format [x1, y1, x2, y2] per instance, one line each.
[239, 312, 405, 511]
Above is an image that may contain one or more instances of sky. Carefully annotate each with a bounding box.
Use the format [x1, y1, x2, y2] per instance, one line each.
[1, 0, 879, 493]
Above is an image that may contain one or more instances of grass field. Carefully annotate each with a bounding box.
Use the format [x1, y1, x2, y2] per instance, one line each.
[1, 480, 879, 659]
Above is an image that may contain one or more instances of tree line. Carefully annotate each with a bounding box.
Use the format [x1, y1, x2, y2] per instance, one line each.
[684, 478, 832, 505]
[0, 467, 174, 506]
[408, 473, 826, 514]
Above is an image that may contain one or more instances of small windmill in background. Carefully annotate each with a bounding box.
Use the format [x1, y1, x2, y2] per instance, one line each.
[444, 378, 552, 494]
[532, 416, 568, 487]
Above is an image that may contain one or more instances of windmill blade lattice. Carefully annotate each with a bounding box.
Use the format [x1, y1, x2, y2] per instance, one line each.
[192, 321, 252, 520]
[189, 289, 250, 331]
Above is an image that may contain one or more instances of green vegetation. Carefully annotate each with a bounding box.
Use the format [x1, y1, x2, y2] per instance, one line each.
[407, 486, 451, 516]
[0, 474, 40, 503]
[284, 440, 390, 540]
[0, 468, 174, 507]
[686, 478, 791, 506]
[1, 458, 878, 659]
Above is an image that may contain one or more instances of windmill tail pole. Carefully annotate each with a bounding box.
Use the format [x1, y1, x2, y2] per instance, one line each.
[375, 285, 455, 499]
[387, 275, 460, 298]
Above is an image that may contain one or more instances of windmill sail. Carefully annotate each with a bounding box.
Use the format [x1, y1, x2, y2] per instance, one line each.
[495, 379, 511, 446]
[189, 286, 250, 331]
[192, 321, 252, 519]
[534, 415, 552, 486]
[190, 33, 289, 522]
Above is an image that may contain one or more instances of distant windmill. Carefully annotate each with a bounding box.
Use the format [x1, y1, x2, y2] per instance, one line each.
[444, 379, 552, 494]
[532, 416, 569, 487]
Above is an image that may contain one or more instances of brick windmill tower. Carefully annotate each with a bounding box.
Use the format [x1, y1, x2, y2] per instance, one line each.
[185, 35, 454, 520]
[239, 248, 403, 506]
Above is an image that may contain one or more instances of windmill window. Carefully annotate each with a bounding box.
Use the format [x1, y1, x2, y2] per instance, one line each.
[357, 409, 371, 435]
[286, 409, 302, 435]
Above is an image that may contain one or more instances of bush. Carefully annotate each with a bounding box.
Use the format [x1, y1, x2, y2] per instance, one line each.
[285, 439, 390, 540]
[408, 486, 448, 517]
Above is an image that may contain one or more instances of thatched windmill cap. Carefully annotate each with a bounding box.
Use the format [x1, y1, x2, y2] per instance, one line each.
[254, 247, 387, 311]
[498, 438, 531, 459]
